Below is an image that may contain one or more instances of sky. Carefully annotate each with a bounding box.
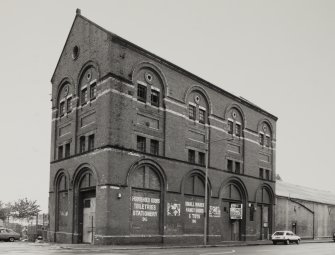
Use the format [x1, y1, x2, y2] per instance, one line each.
[0, 0, 334, 213]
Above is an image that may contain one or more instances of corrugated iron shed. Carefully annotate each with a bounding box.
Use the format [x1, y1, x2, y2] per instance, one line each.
[276, 181, 335, 205]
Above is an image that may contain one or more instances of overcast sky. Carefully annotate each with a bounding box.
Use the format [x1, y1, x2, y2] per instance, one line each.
[0, 0, 334, 212]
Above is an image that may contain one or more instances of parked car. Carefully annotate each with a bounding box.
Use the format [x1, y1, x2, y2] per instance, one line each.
[333, 232, 335, 242]
[0, 228, 20, 242]
[271, 231, 301, 245]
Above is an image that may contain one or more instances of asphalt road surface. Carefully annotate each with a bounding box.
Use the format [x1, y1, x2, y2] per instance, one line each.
[0, 242, 334, 255]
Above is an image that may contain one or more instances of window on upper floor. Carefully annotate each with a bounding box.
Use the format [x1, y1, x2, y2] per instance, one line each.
[235, 123, 241, 137]
[188, 105, 196, 120]
[81, 88, 88, 105]
[151, 90, 160, 107]
[227, 159, 233, 172]
[58, 146, 63, 160]
[235, 162, 241, 174]
[259, 133, 264, 145]
[88, 134, 95, 151]
[65, 143, 70, 158]
[188, 149, 195, 163]
[259, 168, 264, 179]
[265, 169, 270, 180]
[66, 97, 72, 113]
[150, 139, 159, 155]
[90, 82, 97, 100]
[199, 109, 206, 124]
[79, 136, 86, 153]
[137, 84, 147, 103]
[228, 120, 233, 134]
[59, 101, 65, 116]
[265, 135, 271, 147]
[137, 136, 146, 152]
[198, 152, 205, 166]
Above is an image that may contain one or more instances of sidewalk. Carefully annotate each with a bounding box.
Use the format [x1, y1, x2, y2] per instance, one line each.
[53, 238, 333, 251]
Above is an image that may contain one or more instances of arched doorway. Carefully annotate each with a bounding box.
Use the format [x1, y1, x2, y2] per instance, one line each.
[129, 164, 163, 238]
[256, 186, 273, 240]
[220, 181, 247, 241]
[74, 168, 96, 244]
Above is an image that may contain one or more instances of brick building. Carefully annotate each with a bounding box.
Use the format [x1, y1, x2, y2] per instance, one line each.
[48, 10, 277, 244]
[275, 181, 335, 239]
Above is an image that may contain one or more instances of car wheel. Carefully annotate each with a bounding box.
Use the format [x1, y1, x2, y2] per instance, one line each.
[296, 239, 300, 244]
[285, 239, 289, 245]
[272, 241, 277, 245]
[8, 237, 15, 242]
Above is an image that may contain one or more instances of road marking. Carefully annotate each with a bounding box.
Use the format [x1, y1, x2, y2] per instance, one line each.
[201, 250, 235, 255]
[256, 250, 273, 252]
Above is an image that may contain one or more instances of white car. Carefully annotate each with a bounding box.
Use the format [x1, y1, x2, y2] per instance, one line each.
[271, 231, 301, 245]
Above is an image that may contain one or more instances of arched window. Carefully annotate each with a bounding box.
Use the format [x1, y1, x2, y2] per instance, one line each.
[226, 108, 243, 137]
[79, 172, 96, 190]
[187, 91, 209, 124]
[134, 68, 164, 108]
[56, 174, 68, 232]
[258, 122, 272, 147]
[57, 83, 72, 117]
[79, 66, 98, 105]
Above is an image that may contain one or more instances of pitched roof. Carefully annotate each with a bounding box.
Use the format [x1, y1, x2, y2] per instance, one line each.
[276, 181, 335, 205]
[51, 10, 278, 121]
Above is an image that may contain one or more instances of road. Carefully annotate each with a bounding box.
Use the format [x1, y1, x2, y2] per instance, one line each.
[0, 242, 334, 255]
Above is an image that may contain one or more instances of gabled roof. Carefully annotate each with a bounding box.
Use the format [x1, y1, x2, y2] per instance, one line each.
[51, 9, 278, 121]
[276, 181, 335, 205]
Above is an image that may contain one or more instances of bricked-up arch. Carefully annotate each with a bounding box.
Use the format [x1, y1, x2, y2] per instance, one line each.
[55, 171, 69, 233]
[181, 170, 211, 235]
[72, 166, 97, 243]
[128, 162, 165, 238]
[219, 177, 248, 241]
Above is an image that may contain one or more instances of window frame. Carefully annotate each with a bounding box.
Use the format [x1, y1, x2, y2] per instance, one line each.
[88, 134, 95, 151]
[150, 139, 159, 155]
[137, 136, 146, 152]
[81, 88, 88, 105]
[188, 105, 196, 120]
[150, 89, 160, 107]
[199, 109, 206, 124]
[79, 136, 86, 153]
[137, 84, 147, 103]
[188, 149, 196, 163]
[89, 82, 97, 100]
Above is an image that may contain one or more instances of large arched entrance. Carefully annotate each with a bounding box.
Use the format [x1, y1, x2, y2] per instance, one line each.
[220, 179, 247, 241]
[255, 185, 274, 240]
[129, 164, 164, 239]
[74, 168, 96, 244]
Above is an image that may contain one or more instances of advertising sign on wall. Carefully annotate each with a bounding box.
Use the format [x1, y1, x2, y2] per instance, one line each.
[230, 203, 243, 220]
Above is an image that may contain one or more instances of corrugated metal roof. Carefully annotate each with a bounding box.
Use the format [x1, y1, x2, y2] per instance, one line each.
[276, 181, 335, 205]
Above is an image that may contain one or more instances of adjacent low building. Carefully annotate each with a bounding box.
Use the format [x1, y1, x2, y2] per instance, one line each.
[276, 181, 335, 239]
[48, 10, 277, 244]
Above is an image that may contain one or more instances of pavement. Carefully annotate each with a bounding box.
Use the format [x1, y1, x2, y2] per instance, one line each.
[51, 238, 333, 251]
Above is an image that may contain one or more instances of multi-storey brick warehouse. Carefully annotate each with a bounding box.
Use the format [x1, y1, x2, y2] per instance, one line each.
[48, 10, 277, 245]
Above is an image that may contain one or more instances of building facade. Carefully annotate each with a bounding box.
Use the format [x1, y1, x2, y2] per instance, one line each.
[48, 10, 277, 244]
[275, 181, 335, 239]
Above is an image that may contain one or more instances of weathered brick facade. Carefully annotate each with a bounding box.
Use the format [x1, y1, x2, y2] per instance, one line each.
[48, 10, 277, 244]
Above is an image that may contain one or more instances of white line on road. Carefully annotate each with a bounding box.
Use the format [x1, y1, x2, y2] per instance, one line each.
[256, 250, 273, 252]
[200, 250, 235, 255]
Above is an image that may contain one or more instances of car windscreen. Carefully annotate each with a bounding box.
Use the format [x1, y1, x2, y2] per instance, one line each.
[273, 232, 285, 235]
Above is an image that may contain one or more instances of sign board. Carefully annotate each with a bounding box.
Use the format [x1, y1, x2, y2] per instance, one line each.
[230, 203, 243, 220]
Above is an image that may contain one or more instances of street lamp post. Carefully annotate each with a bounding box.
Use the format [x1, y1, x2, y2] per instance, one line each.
[204, 135, 234, 246]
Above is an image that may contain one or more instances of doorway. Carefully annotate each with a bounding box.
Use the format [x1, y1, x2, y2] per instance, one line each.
[82, 197, 96, 244]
